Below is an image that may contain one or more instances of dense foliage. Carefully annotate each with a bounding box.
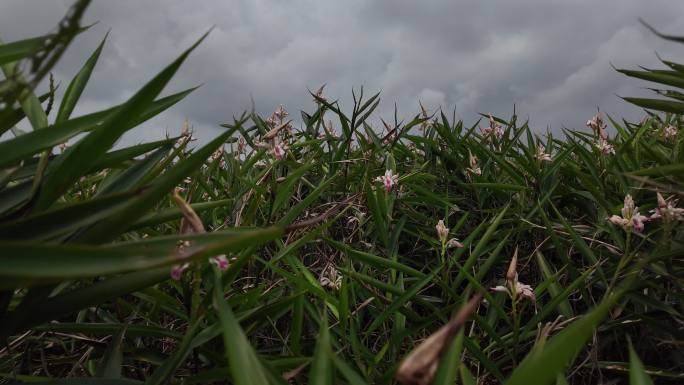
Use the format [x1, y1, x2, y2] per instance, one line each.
[0, 2, 682, 384]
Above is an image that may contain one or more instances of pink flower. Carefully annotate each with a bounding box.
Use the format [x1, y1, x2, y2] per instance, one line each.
[663, 125, 678, 140]
[236, 137, 246, 155]
[211, 255, 229, 271]
[170, 263, 190, 280]
[596, 138, 615, 155]
[274, 104, 288, 119]
[447, 238, 464, 248]
[650, 192, 684, 222]
[273, 143, 287, 160]
[515, 281, 536, 301]
[374, 170, 399, 192]
[608, 194, 649, 233]
[481, 114, 504, 140]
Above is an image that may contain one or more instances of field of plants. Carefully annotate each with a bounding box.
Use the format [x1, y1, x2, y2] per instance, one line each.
[0, 2, 682, 385]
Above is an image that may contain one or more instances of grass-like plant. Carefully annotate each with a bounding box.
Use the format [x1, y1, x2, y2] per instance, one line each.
[0, 2, 682, 384]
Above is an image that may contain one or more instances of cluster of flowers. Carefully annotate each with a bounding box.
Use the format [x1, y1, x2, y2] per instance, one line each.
[251, 105, 293, 162]
[663, 124, 678, 140]
[608, 193, 684, 233]
[587, 113, 680, 156]
[481, 114, 504, 140]
[586, 113, 615, 155]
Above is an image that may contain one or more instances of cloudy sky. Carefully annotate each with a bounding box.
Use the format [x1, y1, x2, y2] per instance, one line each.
[1, 0, 684, 145]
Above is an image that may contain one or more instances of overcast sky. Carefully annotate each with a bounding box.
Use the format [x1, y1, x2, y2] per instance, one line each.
[2, 0, 684, 146]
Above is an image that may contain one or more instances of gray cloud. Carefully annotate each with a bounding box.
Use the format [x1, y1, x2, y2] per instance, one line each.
[2, 0, 684, 146]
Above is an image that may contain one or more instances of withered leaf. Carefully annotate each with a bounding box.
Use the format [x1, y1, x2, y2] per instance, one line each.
[396, 294, 482, 385]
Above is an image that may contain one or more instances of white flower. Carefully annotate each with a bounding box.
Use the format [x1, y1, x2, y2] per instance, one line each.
[650, 192, 684, 222]
[436, 220, 449, 244]
[608, 194, 649, 233]
[490, 250, 535, 301]
[491, 277, 535, 301]
[319, 265, 342, 290]
[374, 170, 399, 192]
[467, 151, 482, 176]
[586, 112, 607, 139]
[535, 144, 552, 162]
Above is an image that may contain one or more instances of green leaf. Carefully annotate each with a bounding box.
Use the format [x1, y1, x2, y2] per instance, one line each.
[96, 327, 125, 379]
[3, 379, 143, 385]
[145, 319, 202, 385]
[35, 30, 210, 209]
[129, 199, 233, 231]
[271, 163, 312, 215]
[629, 340, 654, 385]
[0, 267, 169, 340]
[0, 34, 51, 65]
[325, 238, 426, 279]
[0, 191, 137, 241]
[0, 87, 196, 168]
[212, 273, 271, 385]
[0, 92, 50, 136]
[56, 32, 108, 123]
[433, 329, 464, 385]
[309, 318, 334, 385]
[460, 364, 478, 385]
[74, 125, 239, 244]
[505, 293, 620, 385]
[0, 227, 281, 288]
[1, 59, 48, 132]
[96, 143, 172, 196]
[365, 272, 435, 334]
[621, 97, 684, 114]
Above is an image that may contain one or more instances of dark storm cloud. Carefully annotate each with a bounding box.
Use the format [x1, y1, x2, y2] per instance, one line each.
[1, 0, 684, 146]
